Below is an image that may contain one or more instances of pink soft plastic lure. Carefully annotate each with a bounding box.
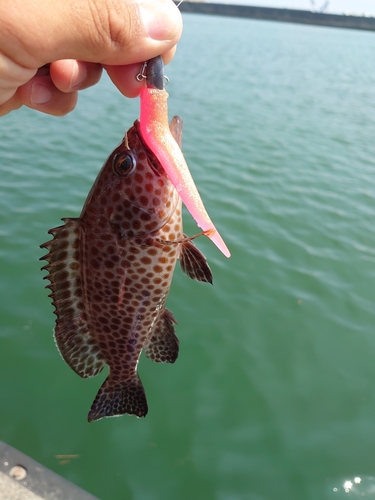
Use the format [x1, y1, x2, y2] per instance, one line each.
[138, 57, 230, 258]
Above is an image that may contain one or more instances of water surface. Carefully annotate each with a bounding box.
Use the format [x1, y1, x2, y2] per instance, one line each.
[1, 13, 375, 500]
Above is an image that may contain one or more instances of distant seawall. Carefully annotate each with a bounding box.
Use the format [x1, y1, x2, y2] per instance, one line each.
[176, 2, 375, 31]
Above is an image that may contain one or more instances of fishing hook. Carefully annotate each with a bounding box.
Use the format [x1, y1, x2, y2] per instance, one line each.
[135, 62, 147, 82]
[135, 57, 169, 89]
[135, 1, 181, 84]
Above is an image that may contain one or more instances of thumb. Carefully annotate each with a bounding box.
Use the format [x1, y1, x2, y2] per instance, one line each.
[1, 0, 182, 69]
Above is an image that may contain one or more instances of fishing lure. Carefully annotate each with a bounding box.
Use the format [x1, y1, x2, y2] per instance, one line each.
[138, 56, 231, 258]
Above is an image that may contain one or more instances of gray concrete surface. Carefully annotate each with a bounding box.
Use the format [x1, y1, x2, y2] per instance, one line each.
[0, 471, 43, 500]
[0, 441, 99, 500]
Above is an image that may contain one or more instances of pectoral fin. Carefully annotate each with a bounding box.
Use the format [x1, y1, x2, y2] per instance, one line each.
[145, 309, 179, 363]
[179, 238, 213, 284]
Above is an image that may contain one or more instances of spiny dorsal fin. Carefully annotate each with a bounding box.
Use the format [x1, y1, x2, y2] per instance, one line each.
[145, 309, 179, 363]
[179, 237, 213, 284]
[40, 218, 105, 378]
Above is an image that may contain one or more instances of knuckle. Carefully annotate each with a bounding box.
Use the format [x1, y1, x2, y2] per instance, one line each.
[86, 0, 136, 58]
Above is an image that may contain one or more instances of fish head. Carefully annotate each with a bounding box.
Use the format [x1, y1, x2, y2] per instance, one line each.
[82, 120, 180, 237]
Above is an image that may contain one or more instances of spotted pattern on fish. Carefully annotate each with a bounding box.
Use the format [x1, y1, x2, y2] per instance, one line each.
[40, 119, 212, 422]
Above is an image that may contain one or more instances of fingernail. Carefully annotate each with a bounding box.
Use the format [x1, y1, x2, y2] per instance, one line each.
[31, 83, 52, 105]
[139, 0, 182, 41]
[69, 60, 87, 90]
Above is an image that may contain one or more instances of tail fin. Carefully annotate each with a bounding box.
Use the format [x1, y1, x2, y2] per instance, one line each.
[88, 376, 148, 422]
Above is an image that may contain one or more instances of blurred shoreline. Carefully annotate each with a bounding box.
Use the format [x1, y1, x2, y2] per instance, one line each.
[176, 2, 375, 31]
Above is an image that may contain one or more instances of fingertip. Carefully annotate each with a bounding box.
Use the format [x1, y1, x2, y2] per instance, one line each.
[162, 46, 177, 66]
[138, 0, 182, 42]
[95, 0, 182, 66]
[104, 64, 144, 98]
[17, 76, 78, 116]
[30, 83, 52, 106]
[104, 47, 177, 98]
[50, 60, 102, 92]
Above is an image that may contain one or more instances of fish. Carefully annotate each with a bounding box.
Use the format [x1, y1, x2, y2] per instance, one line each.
[40, 118, 213, 422]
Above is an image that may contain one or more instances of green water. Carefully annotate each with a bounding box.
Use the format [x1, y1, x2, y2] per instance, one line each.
[1, 13, 375, 500]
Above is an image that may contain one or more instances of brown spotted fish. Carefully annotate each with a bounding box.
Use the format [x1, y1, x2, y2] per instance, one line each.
[40, 118, 212, 422]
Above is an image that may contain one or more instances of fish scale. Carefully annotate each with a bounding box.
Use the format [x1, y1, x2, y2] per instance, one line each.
[41, 118, 213, 422]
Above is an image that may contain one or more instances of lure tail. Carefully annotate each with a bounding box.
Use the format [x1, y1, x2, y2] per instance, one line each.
[88, 376, 148, 422]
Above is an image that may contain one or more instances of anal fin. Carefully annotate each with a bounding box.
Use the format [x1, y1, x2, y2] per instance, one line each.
[88, 375, 148, 422]
[40, 218, 105, 378]
[179, 236, 213, 284]
[145, 309, 179, 363]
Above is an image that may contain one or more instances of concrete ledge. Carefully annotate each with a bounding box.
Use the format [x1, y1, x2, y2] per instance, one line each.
[177, 2, 375, 31]
[0, 441, 99, 500]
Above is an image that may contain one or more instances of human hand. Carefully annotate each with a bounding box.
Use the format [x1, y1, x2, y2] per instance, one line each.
[0, 0, 182, 116]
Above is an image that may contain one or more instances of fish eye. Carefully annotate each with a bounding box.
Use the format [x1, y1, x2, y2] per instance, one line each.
[113, 152, 136, 176]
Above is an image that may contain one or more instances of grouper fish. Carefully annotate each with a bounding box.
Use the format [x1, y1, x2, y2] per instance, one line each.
[40, 117, 214, 422]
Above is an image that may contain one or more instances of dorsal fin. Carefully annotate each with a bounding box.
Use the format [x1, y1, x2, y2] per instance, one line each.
[179, 237, 213, 284]
[145, 309, 179, 363]
[40, 218, 105, 378]
[169, 115, 183, 148]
